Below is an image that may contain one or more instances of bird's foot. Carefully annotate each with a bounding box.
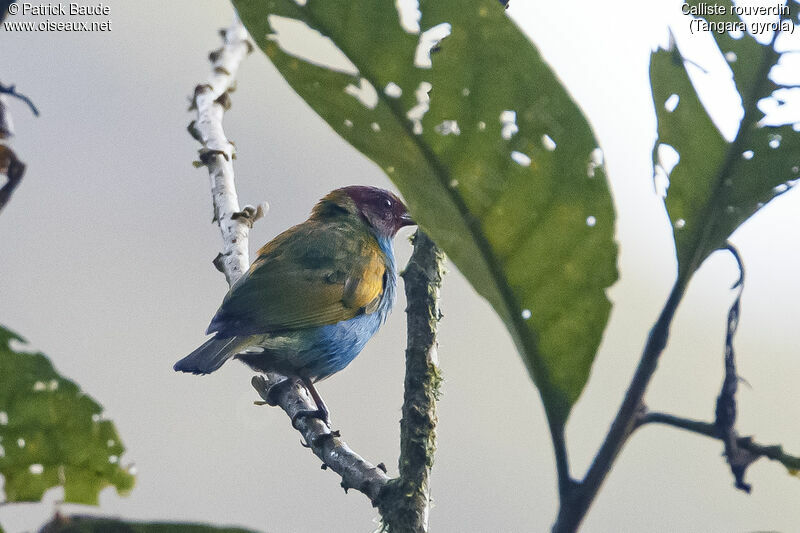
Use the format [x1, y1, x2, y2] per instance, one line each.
[253, 376, 292, 407]
[291, 408, 330, 429]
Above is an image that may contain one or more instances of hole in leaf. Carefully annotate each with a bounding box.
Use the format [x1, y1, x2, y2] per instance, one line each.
[521, 309, 532, 320]
[407, 81, 432, 134]
[654, 166, 670, 198]
[343, 119, 353, 128]
[725, 51, 737, 63]
[587, 148, 604, 178]
[742, 150, 754, 160]
[435, 120, 461, 136]
[510, 151, 531, 166]
[384, 82, 403, 98]
[395, 0, 421, 34]
[657, 143, 680, 174]
[500, 110, 518, 140]
[414, 23, 451, 68]
[29, 464, 44, 474]
[371, 122, 381, 132]
[674, 218, 686, 229]
[768, 134, 781, 148]
[266, 16, 358, 76]
[345, 78, 378, 109]
[542, 134, 556, 151]
[586, 216, 597, 227]
[665, 94, 680, 112]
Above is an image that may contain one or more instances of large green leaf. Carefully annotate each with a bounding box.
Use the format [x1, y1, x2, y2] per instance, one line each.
[652, 1, 799, 280]
[0, 325, 135, 504]
[233, 0, 618, 425]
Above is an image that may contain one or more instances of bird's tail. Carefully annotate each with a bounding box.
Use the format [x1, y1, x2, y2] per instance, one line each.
[173, 336, 248, 374]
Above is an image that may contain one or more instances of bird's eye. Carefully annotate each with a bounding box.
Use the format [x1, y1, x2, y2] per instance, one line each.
[383, 198, 392, 208]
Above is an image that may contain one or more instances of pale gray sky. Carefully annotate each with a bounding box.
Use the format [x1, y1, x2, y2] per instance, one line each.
[1, 1, 799, 532]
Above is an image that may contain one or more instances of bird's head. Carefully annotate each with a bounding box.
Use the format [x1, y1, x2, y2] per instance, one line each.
[314, 186, 416, 238]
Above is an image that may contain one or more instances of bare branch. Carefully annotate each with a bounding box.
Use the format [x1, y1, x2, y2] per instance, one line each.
[0, 82, 40, 118]
[715, 244, 753, 492]
[638, 411, 800, 472]
[0, 93, 14, 139]
[378, 231, 445, 532]
[552, 280, 688, 533]
[0, 144, 26, 214]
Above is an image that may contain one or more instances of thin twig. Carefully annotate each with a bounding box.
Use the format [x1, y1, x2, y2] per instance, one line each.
[378, 231, 445, 532]
[638, 411, 800, 472]
[552, 280, 688, 533]
[715, 244, 754, 492]
[0, 82, 40, 117]
[191, 16, 392, 508]
[0, 145, 26, 214]
[0, 93, 14, 139]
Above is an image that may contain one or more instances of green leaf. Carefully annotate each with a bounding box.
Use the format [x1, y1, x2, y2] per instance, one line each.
[651, 1, 799, 281]
[39, 515, 260, 533]
[0, 325, 135, 504]
[233, 0, 618, 424]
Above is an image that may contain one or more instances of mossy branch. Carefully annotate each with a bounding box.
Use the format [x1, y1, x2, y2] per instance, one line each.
[378, 230, 445, 532]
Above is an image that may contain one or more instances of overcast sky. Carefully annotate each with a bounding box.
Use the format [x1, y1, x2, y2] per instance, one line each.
[1, 1, 799, 532]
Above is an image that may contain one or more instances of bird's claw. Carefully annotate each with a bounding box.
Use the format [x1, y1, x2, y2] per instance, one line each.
[291, 408, 330, 429]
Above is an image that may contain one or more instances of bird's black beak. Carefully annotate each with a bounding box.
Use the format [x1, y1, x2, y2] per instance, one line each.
[399, 213, 416, 227]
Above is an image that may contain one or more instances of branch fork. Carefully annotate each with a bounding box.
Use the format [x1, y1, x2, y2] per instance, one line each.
[190, 17, 445, 529]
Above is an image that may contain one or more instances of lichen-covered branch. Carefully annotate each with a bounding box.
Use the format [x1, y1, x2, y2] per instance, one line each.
[251, 376, 391, 503]
[637, 411, 800, 472]
[191, 16, 392, 509]
[378, 231, 445, 533]
[189, 17, 262, 286]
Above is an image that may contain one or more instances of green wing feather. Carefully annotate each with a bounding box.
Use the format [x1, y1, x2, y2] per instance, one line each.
[208, 218, 386, 335]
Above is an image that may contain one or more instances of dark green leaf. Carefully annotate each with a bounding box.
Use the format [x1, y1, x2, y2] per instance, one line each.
[233, 0, 618, 425]
[0, 325, 135, 504]
[652, 1, 799, 280]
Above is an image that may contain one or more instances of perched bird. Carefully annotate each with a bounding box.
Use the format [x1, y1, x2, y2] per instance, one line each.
[174, 186, 415, 422]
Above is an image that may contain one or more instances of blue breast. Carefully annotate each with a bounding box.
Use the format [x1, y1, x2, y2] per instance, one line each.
[297, 235, 397, 381]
